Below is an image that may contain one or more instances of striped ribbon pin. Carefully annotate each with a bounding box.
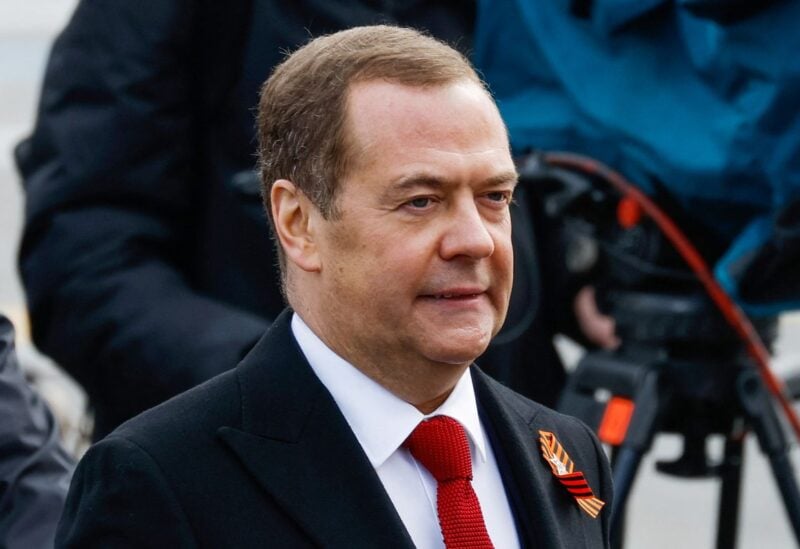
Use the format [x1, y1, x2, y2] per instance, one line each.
[538, 430, 605, 518]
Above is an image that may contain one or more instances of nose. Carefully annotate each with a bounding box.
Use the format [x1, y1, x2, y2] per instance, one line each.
[439, 199, 495, 261]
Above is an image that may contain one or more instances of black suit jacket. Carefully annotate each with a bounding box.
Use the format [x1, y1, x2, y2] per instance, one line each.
[56, 311, 611, 548]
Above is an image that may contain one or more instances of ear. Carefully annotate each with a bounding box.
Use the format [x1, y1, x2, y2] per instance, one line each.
[271, 179, 322, 272]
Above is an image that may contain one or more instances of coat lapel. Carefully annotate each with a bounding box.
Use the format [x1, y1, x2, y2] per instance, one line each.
[217, 311, 414, 549]
[473, 367, 590, 548]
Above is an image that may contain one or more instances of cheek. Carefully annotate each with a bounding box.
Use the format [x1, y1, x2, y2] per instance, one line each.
[494, 227, 514, 274]
[368, 244, 426, 284]
[329, 234, 419, 296]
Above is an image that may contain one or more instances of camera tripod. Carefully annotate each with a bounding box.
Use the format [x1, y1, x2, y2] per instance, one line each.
[558, 290, 800, 548]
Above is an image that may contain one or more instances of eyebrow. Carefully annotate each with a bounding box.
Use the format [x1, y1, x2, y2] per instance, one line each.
[482, 170, 520, 189]
[388, 170, 519, 195]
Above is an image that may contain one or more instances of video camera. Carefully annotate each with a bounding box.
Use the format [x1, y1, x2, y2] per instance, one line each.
[517, 151, 777, 348]
[516, 151, 800, 548]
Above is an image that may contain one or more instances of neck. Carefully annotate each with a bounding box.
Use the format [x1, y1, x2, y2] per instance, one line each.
[414, 391, 454, 414]
[295, 308, 469, 414]
[336, 344, 469, 414]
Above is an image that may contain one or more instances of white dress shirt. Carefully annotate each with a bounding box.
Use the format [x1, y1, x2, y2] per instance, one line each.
[291, 314, 521, 549]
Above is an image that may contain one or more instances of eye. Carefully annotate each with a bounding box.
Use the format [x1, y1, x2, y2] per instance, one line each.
[483, 190, 513, 205]
[405, 196, 435, 210]
[398, 193, 441, 215]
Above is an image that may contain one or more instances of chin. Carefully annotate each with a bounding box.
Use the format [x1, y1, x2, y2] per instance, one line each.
[414, 319, 498, 363]
[425, 339, 491, 366]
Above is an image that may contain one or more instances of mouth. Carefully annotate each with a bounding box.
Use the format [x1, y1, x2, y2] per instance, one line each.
[420, 288, 487, 300]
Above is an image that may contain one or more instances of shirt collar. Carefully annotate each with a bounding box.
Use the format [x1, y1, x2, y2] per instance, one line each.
[291, 313, 488, 468]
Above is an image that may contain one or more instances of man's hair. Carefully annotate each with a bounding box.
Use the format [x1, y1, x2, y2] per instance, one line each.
[257, 25, 484, 272]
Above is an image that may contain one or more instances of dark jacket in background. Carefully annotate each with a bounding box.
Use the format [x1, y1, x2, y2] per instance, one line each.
[16, 0, 569, 438]
[0, 315, 74, 549]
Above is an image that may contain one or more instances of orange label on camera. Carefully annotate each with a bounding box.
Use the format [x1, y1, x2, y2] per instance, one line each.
[617, 196, 643, 229]
[598, 397, 635, 445]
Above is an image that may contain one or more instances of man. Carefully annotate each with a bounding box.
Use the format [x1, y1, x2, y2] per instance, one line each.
[19, 0, 587, 443]
[57, 26, 612, 548]
[17, 0, 487, 439]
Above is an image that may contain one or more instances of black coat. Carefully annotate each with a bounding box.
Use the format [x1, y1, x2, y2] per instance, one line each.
[17, 0, 569, 438]
[56, 310, 611, 548]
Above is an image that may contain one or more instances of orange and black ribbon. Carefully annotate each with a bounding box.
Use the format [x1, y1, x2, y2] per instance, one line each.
[538, 430, 605, 518]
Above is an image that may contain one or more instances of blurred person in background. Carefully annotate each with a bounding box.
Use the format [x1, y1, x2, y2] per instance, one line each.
[0, 315, 74, 549]
[16, 0, 605, 440]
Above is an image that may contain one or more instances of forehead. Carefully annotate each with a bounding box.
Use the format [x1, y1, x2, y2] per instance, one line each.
[343, 79, 511, 168]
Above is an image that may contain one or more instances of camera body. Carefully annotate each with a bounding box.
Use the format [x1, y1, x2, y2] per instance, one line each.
[519, 152, 779, 479]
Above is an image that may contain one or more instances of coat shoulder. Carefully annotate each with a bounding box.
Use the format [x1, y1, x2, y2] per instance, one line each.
[475, 367, 585, 429]
[110, 368, 241, 454]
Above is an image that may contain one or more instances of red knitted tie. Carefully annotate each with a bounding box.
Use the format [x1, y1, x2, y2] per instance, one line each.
[404, 416, 494, 549]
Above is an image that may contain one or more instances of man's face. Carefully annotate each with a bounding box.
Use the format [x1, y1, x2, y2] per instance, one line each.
[310, 79, 516, 373]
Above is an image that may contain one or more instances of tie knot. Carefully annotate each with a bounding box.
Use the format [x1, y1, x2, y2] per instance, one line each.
[404, 416, 473, 482]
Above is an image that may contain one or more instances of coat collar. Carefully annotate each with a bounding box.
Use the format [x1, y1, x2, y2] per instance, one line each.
[472, 367, 590, 548]
[217, 310, 414, 548]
